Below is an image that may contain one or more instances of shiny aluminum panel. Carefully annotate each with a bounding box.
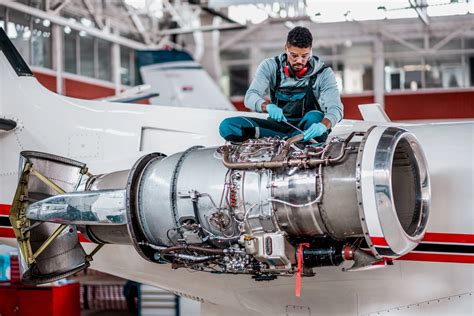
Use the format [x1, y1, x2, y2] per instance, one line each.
[137, 152, 181, 246]
[273, 142, 363, 239]
[272, 169, 323, 236]
[175, 147, 236, 240]
[372, 128, 430, 255]
[359, 126, 430, 258]
[20, 151, 86, 200]
[20, 222, 88, 284]
[26, 189, 127, 225]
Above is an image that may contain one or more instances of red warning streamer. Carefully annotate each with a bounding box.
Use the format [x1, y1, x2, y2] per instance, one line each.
[296, 243, 310, 298]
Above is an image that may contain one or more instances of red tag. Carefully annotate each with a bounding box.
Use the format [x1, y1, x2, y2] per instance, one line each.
[296, 243, 310, 297]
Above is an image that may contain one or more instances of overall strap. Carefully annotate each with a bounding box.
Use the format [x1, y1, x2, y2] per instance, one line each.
[270, 56, 281, 104]
[305, 64, 330, 113]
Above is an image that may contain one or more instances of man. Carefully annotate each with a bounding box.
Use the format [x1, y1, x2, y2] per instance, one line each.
[219, 26, 343, 143]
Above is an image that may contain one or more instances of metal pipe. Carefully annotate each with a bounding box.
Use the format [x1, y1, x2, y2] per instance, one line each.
[171, 254, 217, 261]
[222, 132, 362, 170]
[160, 245, 225, 255]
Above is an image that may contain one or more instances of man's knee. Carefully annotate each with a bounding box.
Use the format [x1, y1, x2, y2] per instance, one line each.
[219, 117, 255, 142]
[219, 118, 235, 139]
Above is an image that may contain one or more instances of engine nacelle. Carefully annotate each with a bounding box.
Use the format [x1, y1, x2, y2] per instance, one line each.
[12, 126, 430, 283]
[125, 126, 429, 270]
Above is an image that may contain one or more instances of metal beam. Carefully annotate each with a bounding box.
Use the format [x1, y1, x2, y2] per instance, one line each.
[82, 0, 105, 29]
[1, 0, 151, 50]
[379, 29, 423, 52]
[409, 0, 429, 26]
[51, 0, 70, 14]
[122, 0, 152, 45]
[156, 23, 245, 36]
[431, 25, 473, 52]
[220, 22, 266, 51]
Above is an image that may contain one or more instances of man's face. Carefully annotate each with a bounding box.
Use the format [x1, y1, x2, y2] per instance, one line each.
[285, 45, 312, 71]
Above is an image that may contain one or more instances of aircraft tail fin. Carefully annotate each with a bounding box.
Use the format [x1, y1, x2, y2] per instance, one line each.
[0, 27, 34, 77]
[358, 103, 391, 122]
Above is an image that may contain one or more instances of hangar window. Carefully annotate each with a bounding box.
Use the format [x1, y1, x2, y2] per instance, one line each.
[385, 58, 424, 91]
[31, 17, 52, 69]
[80, 33, 94, 78]
[229, 65, 249, 96]
[425, 55, 465, 89]
[120, 46, 136, 86]
[64, 29, 78, 74]
[0, 7, 5, 30]
[334, 43, 373, 93]
[7, 9, 31, 64]
[98, 39, 111, 81]
[386, 54, 468, 91]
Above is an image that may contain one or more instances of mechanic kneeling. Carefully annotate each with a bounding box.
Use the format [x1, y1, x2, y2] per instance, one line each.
[219, 26, 343, 143]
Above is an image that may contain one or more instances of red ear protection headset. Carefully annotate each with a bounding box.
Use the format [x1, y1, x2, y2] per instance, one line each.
[284, 63, 309, 77]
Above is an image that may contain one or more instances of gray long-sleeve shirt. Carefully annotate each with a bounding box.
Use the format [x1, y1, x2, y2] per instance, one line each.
[244, 53, 344, 128]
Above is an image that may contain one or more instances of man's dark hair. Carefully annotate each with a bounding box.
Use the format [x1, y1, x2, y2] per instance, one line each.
[286, 26, 312, 48]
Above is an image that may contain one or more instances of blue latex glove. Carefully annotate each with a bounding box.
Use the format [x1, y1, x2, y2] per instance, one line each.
[304, 122, 327, 141]
[266, 104, 287, 122]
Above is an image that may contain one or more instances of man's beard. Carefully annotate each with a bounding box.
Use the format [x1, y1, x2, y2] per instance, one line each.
[291, 63, 304, 71]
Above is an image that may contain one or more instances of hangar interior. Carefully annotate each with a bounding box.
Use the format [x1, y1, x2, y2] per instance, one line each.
[0, 0, 473, 316]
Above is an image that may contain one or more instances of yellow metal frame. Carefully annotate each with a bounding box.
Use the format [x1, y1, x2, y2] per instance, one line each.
[9, 160, 103, 268]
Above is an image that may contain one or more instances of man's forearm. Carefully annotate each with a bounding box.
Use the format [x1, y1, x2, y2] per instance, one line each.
[321, 118, 332, 129]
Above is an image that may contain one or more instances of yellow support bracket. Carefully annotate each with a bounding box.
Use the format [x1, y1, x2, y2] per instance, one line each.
[9, 163, 69, 266]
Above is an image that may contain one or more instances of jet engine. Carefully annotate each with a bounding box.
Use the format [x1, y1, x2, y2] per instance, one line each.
[10, 126, 430, 284]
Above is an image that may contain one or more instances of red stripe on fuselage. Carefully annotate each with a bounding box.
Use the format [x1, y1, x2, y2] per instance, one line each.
[0, 204, 10, 216]
[0, 227, 15, 238]
[399, 253, 474, 264]
[422, 232, 474, 244]
[371, 233, 474, 247]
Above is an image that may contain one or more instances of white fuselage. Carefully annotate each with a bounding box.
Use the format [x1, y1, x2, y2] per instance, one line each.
[0, 52, 473, 316]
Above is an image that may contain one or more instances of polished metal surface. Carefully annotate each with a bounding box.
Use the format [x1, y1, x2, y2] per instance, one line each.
[20, 151, 86, 201]
[272, 168, 324, 236]
[137, 151, 185, 246]
[87, 170, 130, 190]
[16, 151, 90, 284]
[82, 224, 131, 244]
[22, 222, 88, 283]
[372, 127, 430, 255]
[273, 141, 363, 239]
[26, 189, 127, 225]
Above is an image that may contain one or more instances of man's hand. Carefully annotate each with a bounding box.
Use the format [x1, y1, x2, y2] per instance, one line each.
[304, 122, 327, 141]
[266, 104, 287, 122]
